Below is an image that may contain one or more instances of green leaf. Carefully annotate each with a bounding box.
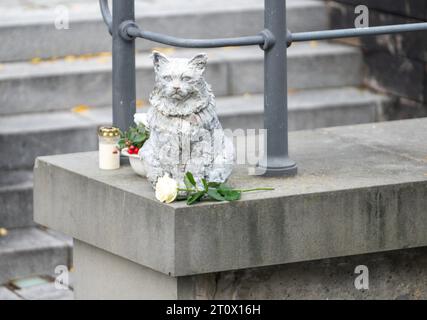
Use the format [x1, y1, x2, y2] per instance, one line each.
[217, 184, 232, 196]
[207, 189, 226, 201]
[133, 137, 145, 144]
[202, 179, 209, 192]
[208, 182, 221, 188]
[126, 131, 132, 140]
[117, 139, 126, 150]
[185, 172, 197, 187]
[120, 124, 150, 150]
[175, 195, 187, 202]
[129, 132, 137, 141]
[223, 190, 241, 201]
[187, 191, 205, 205]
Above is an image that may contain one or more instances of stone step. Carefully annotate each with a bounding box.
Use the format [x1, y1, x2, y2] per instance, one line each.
[0, 87, 387, 170]
[0, 42, 362, 116]
[0, 0, 327, 63]
[0, 111, 105, 170]
[13, 281, 74, 300]
[0, 286, 21, 300]
[216, 87, 389, 131]
[0, 170, 34, 229]
[0, 227, 72, 285]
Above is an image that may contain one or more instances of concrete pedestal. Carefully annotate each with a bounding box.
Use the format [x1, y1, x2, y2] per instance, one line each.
[34, 119, 427, 299]
[73, 240, 178, 300]
[74, 239, 427, 300]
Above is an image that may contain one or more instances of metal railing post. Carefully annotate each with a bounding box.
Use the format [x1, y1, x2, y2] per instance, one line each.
[112, 0, 136, 132]
[258, 0, 297, 176]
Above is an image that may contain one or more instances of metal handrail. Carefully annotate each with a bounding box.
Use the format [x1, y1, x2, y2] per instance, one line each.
[99, 0, 427, 177]
[100, 0, 271, 49]
[126, 26, 270, 49]
[291, 22, 427, 43]
[100, 0, 427, 47]
[100, 0, 112, 35]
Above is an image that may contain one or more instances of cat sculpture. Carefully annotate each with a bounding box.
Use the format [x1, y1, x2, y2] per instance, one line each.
[137, 51, 234, 188]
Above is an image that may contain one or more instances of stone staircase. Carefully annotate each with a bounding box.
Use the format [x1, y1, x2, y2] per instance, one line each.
[0, 0, 389, 285]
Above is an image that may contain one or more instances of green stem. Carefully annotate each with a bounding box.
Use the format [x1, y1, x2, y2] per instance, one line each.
[236, 188, 275, 192]
[178, 187, 274, 193]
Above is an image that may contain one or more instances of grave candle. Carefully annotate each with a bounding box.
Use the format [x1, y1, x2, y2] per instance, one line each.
[98, 127, 120, 170]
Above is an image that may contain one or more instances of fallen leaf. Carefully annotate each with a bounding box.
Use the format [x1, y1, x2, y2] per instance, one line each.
[96, 56, 111, 64]
[0, 64, 3, 71]
[222, 46, 239, 50]
[79, 53, 95, 60]
[152, 47, 176, 55]
[64, 55, 77, 62]
[72, 104, 91, 113]
[0, 228, 8, 237]
[48, 56, 59, 62]
[288, 88, 299, 95]
[136, 99, 147, 109]
[309, 40, 318, 48]
[31, 57, 42, 64]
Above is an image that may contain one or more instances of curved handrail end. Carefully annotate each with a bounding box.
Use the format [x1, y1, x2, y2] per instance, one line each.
[99, 0, 113, 35]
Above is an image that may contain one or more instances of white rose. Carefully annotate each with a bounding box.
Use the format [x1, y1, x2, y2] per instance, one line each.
[155, 174, 178, 203]
[134, 113, 149, 128]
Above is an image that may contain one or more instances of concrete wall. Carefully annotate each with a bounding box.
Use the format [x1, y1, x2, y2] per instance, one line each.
[327, 0, 427, 120]
[180, 247, 427, 300]
[74, 239, 427, 300]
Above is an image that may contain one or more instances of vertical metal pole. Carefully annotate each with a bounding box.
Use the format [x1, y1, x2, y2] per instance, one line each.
[112, 0, 136, 132]
[258, 0, 297, 176]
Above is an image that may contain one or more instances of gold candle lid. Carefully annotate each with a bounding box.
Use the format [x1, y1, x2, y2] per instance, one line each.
[98, 126, 121, 137]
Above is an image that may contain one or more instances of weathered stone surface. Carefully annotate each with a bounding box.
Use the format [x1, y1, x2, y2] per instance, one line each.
[216, 87, 389, 130]
[328, 0, 427, 117]
[0, 170, 34, 228]
[15, 283, 73, 300]
[227, 42, 361, 96]
[34, 118, 427, 276]
[73, 240, 177, 300]
[0, 286, 21, 300]
[0, 43, 361, 116]
[0, 112, 104, 170]
[0, 85, 386, 171]
[73, 239, 427, 300]
[384, 97, 427, 121]
[363, 51, 424, 102]
[0, 0, 327, 62]
[180, 246, 427, 300]
[332, 0, 427, 21]
[0, 227, 72, 284]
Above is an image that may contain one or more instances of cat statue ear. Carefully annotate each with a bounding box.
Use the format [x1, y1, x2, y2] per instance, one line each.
[188, 53, 208, 73]
[152, 51, 169, 72]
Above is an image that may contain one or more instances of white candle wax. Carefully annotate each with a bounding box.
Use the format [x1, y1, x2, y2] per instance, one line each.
[99, 142, 120, 170]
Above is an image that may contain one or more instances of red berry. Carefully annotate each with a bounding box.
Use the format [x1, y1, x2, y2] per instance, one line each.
[134, 148, 139, 154]
[127, 148, 133, 154]
[129, 145, 135, 150]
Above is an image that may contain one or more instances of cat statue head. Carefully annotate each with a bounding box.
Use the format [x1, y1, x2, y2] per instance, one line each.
[149, 51, 214, 117]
